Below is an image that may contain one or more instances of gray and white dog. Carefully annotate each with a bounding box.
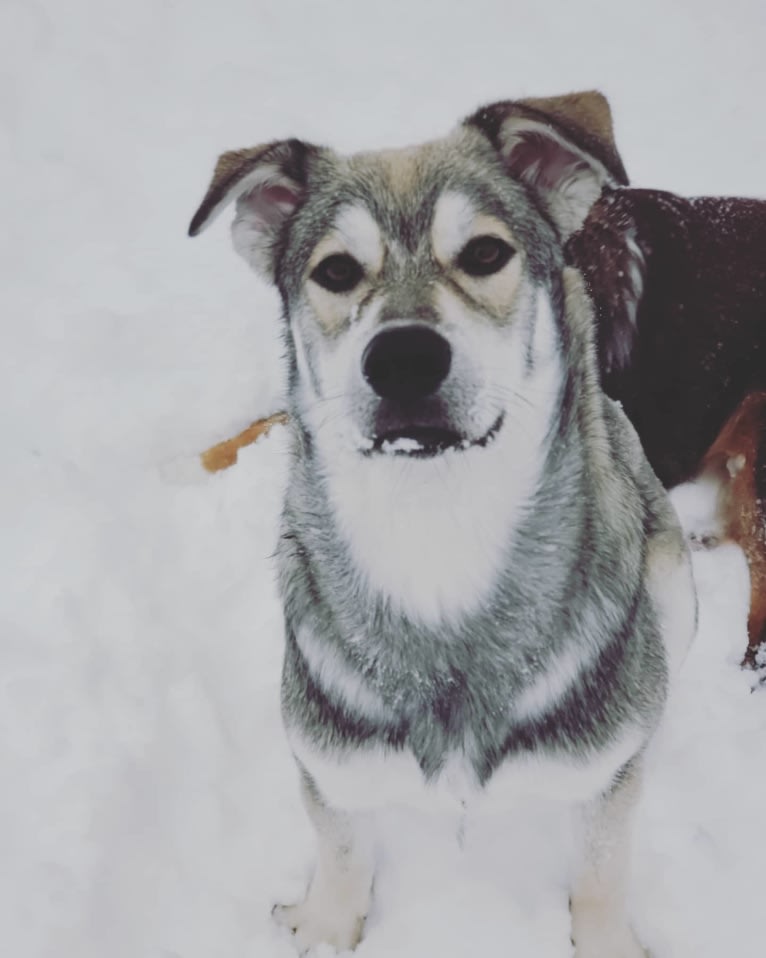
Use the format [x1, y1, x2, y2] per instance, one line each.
[189, 93, 696, 957]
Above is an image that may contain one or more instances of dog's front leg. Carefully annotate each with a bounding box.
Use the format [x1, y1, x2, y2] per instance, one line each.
[570, 758, 648, 958]
[274, 765, 375, 953]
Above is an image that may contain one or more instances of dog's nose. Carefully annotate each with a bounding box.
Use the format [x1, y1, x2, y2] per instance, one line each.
[362, 325, 452, 401]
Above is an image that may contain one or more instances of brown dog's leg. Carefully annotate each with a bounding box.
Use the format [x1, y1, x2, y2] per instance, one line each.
[747, 401, 766, 665]
[691, 392, 766, 666]
[743, 529, 766, 666]
[200, 411, 289, 473]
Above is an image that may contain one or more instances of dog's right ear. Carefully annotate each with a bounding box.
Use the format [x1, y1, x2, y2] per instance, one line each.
[188, 138, 318, 281]
[465, 91, 628, 239]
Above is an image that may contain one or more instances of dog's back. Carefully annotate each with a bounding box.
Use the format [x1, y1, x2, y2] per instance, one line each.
[567, 189, 766, 491]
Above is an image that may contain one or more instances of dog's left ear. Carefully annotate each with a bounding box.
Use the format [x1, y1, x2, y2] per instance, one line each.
[465, 91, 627, 239]
[188, 138, 320, 280]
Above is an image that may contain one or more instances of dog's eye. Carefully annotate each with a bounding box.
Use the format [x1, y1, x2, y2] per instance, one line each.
[310, 254, 364, 293]
[457, 236, 515, 277]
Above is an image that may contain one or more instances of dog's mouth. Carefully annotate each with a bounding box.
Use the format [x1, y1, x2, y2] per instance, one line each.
[362, 414, 504, 458]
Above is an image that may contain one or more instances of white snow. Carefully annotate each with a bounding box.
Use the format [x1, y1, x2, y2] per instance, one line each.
[3, 2, 766, 957]
[380, 436, 425, 454]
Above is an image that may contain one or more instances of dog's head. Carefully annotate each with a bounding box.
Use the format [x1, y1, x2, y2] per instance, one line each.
[189, 92, 621, 463]
[188, 91, 623, 619]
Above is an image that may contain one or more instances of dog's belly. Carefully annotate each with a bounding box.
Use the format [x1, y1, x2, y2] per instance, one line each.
[287, 724, 645, 815]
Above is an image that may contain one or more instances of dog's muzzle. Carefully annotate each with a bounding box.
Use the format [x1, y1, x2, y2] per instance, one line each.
[360, 324, 502, 457]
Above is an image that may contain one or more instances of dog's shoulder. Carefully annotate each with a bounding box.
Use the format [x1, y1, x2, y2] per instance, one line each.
[600, 392, 698, 676]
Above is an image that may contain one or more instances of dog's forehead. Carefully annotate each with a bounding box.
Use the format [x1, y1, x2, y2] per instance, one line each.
[349, 136, 457, 195]
[328, 129, 482, 198]
[300, 131, 514, 252]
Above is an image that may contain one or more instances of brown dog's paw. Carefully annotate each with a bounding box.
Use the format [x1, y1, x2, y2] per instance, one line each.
[200, 412, 288, 473]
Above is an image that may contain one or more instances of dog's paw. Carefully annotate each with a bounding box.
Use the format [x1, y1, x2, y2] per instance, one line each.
[273, 899, 366, 954]
[572, 925, 649, 958]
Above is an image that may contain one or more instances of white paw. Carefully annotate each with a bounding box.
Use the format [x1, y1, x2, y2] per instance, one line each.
[572, 923, 648, 958]
[273, 898, 366, 954]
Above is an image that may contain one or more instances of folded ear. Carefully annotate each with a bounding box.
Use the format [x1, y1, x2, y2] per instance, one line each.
[188, 138, 318, 280]
[465, 91, 627, 239]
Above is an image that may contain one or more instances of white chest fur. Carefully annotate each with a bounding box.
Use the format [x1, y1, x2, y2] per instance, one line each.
[286, 722, 645, 817]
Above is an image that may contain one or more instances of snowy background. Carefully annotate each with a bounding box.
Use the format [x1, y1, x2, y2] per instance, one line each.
[3, 1, 766, 956]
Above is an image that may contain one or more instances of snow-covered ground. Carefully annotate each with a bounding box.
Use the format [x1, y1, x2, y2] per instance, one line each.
[3, 1, 766, 956]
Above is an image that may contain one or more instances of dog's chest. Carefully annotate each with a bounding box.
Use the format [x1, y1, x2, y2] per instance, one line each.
[287, 723, 642, 816]
[285, 616, 644, 814]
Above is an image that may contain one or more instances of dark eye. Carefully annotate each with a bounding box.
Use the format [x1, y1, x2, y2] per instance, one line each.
[457, 235, 515, 277]
[310, 254, 364, 293]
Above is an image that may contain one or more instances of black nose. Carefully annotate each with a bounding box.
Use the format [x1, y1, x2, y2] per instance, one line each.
[362, 325, 452, 401]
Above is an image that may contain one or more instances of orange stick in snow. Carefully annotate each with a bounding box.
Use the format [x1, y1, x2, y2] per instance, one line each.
[200, 412, 289, 473]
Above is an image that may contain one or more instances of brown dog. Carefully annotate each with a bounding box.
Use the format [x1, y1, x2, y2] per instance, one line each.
[676, 392, 766, 664]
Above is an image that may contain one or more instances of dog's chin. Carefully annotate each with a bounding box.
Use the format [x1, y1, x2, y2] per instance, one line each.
[360, 413, 505, 459]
